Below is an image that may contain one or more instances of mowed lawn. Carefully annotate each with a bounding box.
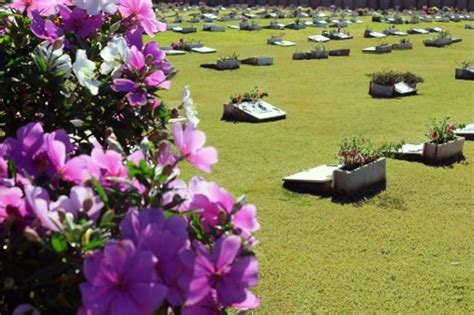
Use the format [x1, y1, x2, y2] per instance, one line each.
[151, 14, 473, 313]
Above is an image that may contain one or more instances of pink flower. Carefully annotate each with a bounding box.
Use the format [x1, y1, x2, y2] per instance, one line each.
[173, 123, 218, 173]
[118, 0, 166, 36]
[9, 0, 63, 16]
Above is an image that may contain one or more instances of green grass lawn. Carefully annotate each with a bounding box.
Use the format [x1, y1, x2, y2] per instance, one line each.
[153, 15, 473, 313]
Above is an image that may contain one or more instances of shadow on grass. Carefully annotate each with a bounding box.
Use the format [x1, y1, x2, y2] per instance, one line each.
[200, 64, 240, 71]
[389, 154, 467, 169]
[282, 181, 387, 205]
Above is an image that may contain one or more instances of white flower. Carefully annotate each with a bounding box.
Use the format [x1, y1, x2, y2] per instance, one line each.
[75, 0, 119, 16]
[99, 37, 130, 77]
[73, 50, 100, 96]
[183, 86, 199, 126]
[34, 40, 72, 78]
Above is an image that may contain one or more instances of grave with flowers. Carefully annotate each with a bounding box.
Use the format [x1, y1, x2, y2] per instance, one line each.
[283, 137, 387, 197]
[0, 1, 261, 314]
[222, 88, 286, 122]
[368, 70, 423, 98]
[390, 118, 465, 165]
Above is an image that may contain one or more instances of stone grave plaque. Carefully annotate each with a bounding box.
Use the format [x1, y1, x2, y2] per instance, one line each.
[362, 47, 377, 53]
[227, 25, 240, 29]
[191, 46, 217, 54]
[308, 35, 330, 42]
[223, 100, 286, 122]
[390, 143, 424, 161]
[411, 28, 429, 34]
[394, 82, 417, 95]
[273, 40, 296, 47]
[455, 124, 474, 140]
[393, 31, 408, 36]
[283, 164, 342, 195]
[163, 49, 186, 56]
[369, 31, 386, 38]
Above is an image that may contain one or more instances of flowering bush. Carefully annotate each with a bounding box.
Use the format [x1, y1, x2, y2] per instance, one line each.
[0, 0, 173, 151]
[170, 38, 201, 51]
[230, 87, 268, 104]
[0, 1, 261, 314]
[0, 114, 260, 314]
[426, 117, 459, 144]
[337, 137, 383, 171]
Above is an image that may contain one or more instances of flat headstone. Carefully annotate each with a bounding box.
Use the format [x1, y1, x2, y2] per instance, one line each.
[394, 82, 417, 95]
[163, 49, 186, 56]
[410, 28, 429, 34]
[282, 164, 342, 195]
[362, 47, 377, 52]
[171, 26, 183, 32]
[273, 40, 296, 47]
[308, 35, 330, 42]
[191, 46, 217, 54]
[369, 31, 387, 38]
[223, 100, 286, 122]
[455, 124, 474, 140]
[393, 31, 408, 36]
[428, 27, 443, 32]
[228, 25, 240, 29]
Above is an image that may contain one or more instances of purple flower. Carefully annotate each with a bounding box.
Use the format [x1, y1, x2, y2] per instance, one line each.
[80, 239, 167, 314]
[120, 208, 189, 306]
[179, 236, 259, 309]
[0, 187, 26, 224]
[190, 179, 260, 242]
[113, 46, 170, 107]
[59, 5, 104, 39]
[30, 10, 63, 43]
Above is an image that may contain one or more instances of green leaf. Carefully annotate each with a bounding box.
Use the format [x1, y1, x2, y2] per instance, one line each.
[93, 177, 109, 204]
[100, 210, 115, 228]
[51, 234, 68, 253]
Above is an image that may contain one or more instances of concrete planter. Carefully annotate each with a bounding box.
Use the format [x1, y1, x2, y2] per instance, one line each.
[369, 82, 395, 98]
[392, 42, 413, 50]
[292, 52, 307, 60]
[203, 25, 225, 32]
[183, 43, 203, 51]
[310, 50, 329, 59]
[216, 59, 241, 70]
[240, 23, 262, 31]
[455, 68, 474, 80]
[425, 38, 452, 47]
[180, 27, 197, 34]
[423, 138, 465, 164]
[285, 23, 306, 30]
[328, 49, 350, 56]
[333, 158, 386, 196]
[241, 56, 274, 66]
[375, 45, 392, 53]
[267, 38, 283, 45]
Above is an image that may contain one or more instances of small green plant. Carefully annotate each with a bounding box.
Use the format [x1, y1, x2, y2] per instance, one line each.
[218, 52, 239, 62]
[434, 30, 450, 40]
[400, 38, 411, 44]
[337, 137, 383, 171]
[459, 60, 473, 69]
[230, 87, 269, 104]
[313, 44, 326, 52]
[426, 117, 460, 144]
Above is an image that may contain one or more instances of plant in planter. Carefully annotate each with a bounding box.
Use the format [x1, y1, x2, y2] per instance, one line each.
[424, 30, 452, 47]
[230, 87, 269, 104]
[171, 38, 203, 51]
[216, 52, 241, 70]
[333, 137, 386, 196]
[310, 45, 329, 59]
[367, 70, 424, 98]
[392, 38, 413, 50]
[267, 32, 286, 44]
[455, 60, 474, 80]
[423, 117, 465, 164]
[286, 18, 306, 30]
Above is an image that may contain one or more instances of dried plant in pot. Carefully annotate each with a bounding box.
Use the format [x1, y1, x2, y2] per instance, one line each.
[216, 52, 241, 70]
[423, 117, 465, 165]
[455, 60, 474, 80]
[333, 137, 386, 196]
[392, 38, 413, 50]
[310, 45, 329, 59]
